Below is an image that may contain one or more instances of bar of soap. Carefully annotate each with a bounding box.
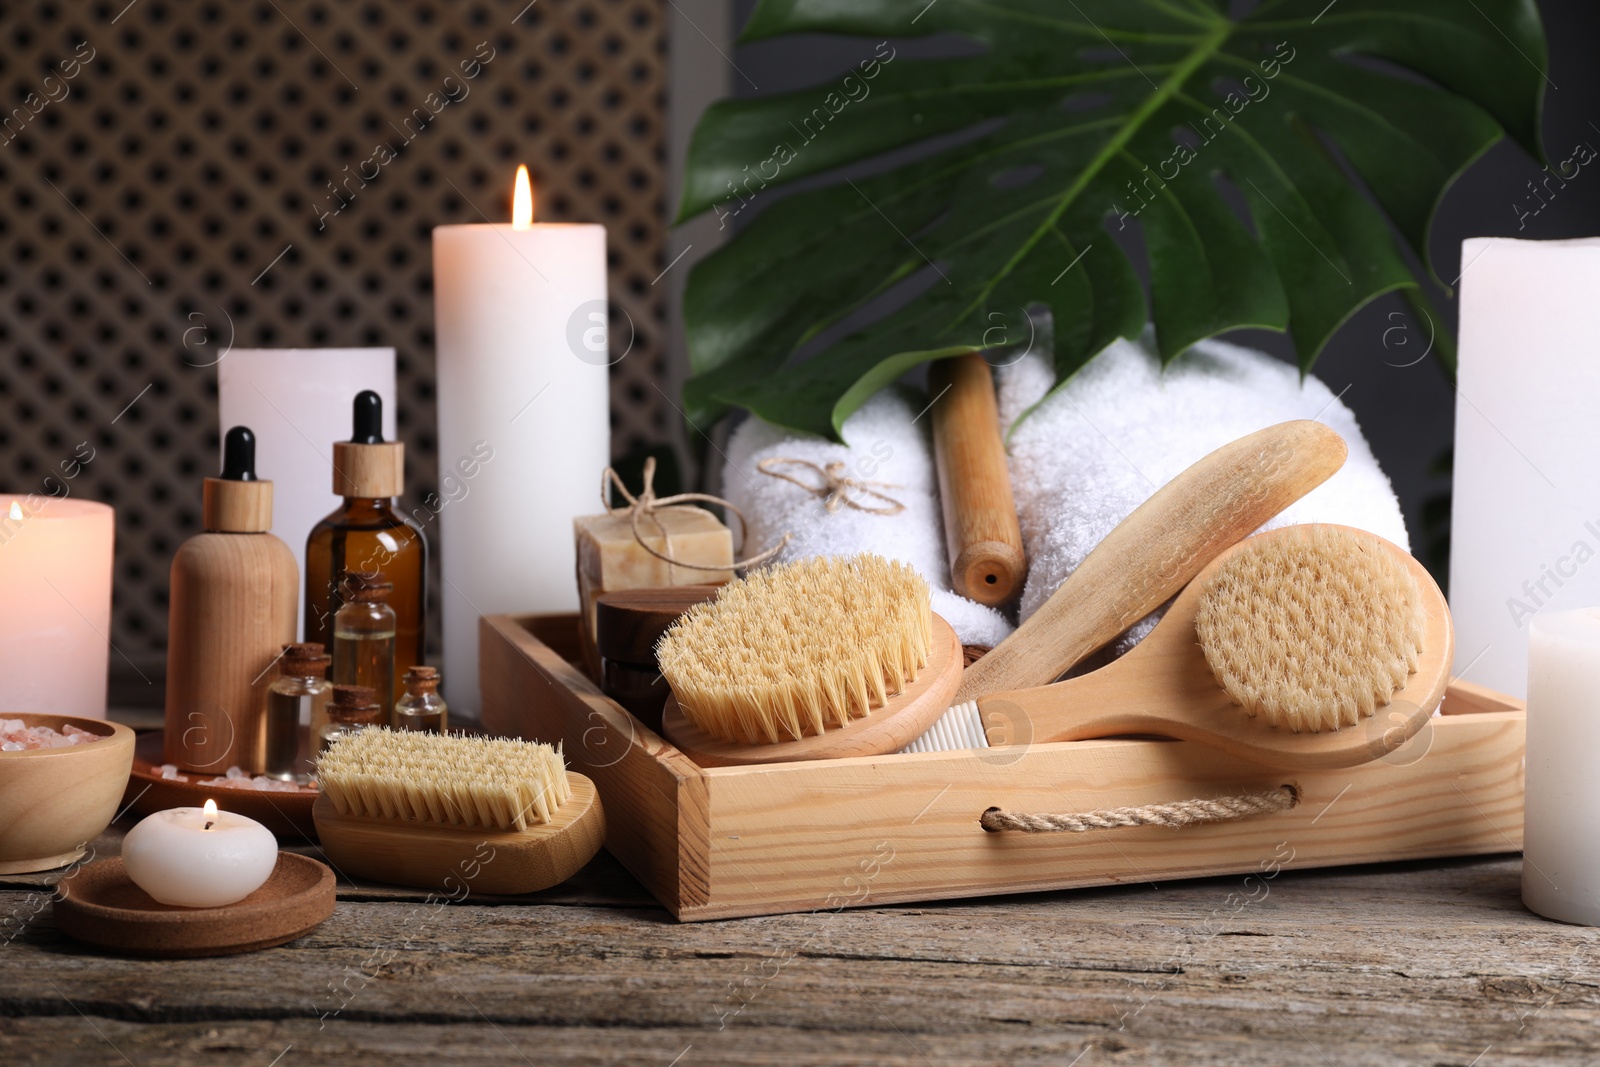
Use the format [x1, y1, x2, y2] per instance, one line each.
[574, 507, 734, 655]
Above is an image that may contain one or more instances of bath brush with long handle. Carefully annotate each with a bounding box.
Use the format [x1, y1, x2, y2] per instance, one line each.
[967, 525, 1453, 770]
[951, 419, 1348, 706]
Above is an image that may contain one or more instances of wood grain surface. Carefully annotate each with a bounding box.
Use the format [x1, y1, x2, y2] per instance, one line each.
[3, 832, 1597, 1065]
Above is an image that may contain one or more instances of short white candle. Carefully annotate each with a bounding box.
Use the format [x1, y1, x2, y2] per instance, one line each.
[122, 800, 279, 908]
[1524, 607, 1600, 925]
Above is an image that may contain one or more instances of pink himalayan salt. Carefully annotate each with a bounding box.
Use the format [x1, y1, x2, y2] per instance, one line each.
[199, 767, 318, 793]
[0, 719, 102, 751]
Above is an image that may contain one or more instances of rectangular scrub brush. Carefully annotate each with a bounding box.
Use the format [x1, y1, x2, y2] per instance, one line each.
[313, 728, 605, 895]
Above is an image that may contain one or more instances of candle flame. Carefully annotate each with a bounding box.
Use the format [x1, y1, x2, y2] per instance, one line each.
[203, 798, 218, 830]
[7, 502, 20, 522]
[512, 164, 534, 230]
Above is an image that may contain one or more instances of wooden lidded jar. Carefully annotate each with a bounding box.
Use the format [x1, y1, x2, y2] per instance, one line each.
[164, 426, 299, 773]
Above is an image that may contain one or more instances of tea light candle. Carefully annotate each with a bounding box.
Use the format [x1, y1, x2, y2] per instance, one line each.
[1524, 608, 1600, 925]
[0, 496, 114, 718]
[122, 800, 279, 908]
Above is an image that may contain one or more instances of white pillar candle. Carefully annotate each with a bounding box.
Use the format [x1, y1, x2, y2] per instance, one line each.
[1524, 608, 1600, 925]
[1452, 237, 1600, 698]
[433, 167, 609, 717]
[218, 347, 397, 637]
[122, 799, 278, 908]
[0, 496, 114, 718]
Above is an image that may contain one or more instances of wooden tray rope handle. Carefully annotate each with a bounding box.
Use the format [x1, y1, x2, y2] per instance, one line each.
[980, 784, 1299, 834]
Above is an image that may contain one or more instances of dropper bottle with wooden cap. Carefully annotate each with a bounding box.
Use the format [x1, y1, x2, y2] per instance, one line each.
[305, 391, 427, 707]
[165, 426, 299, 773]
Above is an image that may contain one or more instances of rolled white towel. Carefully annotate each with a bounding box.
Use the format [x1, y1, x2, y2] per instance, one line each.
[721, 388, 1015, 648]
[997, 331, 1409, 649]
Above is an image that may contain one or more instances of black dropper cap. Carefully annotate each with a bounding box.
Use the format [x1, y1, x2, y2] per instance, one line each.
[220, 426, 258, 481]
[351, 390, 384, 444]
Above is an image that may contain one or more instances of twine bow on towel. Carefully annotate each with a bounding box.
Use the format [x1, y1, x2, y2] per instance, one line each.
[603, 458, 790, 572]
[756, 457, 906, 515]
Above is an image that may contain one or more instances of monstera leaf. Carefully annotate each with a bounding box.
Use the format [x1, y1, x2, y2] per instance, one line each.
[677, 0, 1546, 438]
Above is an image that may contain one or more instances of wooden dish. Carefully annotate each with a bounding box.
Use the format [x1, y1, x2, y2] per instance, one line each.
[125, 731, 318, 840]
[52, 853, 335, 957]
[0, 714, 135, 874]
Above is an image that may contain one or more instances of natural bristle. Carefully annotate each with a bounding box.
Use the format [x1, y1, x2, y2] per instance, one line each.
[1195, 526, 1425, 733]
[657, 554, 931, 745]
[316, 728, 571, 831]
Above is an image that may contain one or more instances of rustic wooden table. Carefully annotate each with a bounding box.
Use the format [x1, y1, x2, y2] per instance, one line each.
[2, 812, 1596, 1067]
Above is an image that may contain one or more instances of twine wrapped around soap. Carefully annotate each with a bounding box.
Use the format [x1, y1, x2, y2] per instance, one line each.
[603, 458, 789, 572]
[756, 457, 906, 515]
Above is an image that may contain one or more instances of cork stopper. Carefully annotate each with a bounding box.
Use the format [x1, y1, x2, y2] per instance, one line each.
[328, 684, 383, 725]
[402, 665, 440, 696]
[280, 642, 331, 679]
[202, 426, 274, 533]
[331, 391, 404, 498]
[341, 569, 394, 603]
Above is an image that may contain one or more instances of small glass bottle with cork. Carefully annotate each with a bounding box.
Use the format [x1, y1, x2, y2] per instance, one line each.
[395, 666, 447, 733]
[333, 570, 397, 725]
[262, 642, 332, 781]
[318, 684, 384, 754]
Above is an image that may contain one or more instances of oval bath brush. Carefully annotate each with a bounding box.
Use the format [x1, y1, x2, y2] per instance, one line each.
[974, 524, 1453, 769]
[659, 554, 963, 766]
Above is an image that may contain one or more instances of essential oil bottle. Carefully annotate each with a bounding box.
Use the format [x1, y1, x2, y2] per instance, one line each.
[317, 684, 383, 755]
[395, 666, 447, 733]
[333, 571, 397, 725]
[263, 642, 332, 781]
[165, 426, 298, 773]
[304, 390, 426, 705]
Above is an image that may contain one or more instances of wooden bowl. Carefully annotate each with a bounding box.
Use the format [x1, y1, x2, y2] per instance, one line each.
[124, 730, 319, 840]
[0, 714, 135, 874]
[52, 853, 336, 957]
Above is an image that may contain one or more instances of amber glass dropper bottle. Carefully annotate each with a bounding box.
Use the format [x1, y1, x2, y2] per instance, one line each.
[305, 390, 426, 705]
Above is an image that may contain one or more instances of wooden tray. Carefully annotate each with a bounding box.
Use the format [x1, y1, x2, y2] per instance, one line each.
[125, 731, 319, 840]
[480, 613, 1526, 922]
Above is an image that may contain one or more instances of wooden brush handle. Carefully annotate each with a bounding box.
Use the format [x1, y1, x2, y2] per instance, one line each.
[930, 354, 1026, 606]
[977, 526, 1454, 770]
[953, 420, 1348, 703]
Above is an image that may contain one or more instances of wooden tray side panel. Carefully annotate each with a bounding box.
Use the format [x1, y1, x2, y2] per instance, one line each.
[479, 614, 710, 914]
[478, 617, 1526, 923]
[685, 710, 1525, 921]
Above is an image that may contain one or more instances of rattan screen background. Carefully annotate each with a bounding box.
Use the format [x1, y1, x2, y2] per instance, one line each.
[0, 0, 669, 666]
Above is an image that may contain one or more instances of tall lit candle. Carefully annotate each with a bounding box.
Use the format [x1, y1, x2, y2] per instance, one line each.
[433, 165, 609, 717]
[0, 496, 114, 717]
[1524, 607, 1600, 925]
